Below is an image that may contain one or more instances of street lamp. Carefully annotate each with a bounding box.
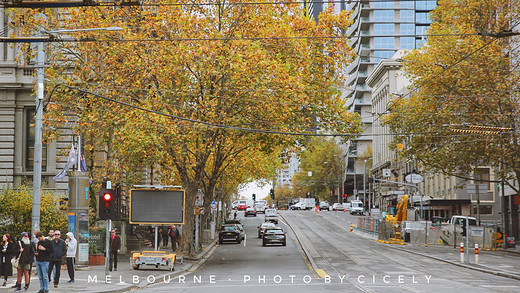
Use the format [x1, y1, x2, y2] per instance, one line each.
[32, 26, 123, 238]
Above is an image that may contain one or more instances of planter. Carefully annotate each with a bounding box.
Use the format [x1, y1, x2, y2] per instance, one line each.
[89, 254, 106, 266]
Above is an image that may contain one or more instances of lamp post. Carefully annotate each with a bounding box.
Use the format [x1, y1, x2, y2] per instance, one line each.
[31, 26, 122, 239]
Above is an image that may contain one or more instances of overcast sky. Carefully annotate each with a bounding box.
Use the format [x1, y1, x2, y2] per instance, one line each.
[238, 181, 272, 201]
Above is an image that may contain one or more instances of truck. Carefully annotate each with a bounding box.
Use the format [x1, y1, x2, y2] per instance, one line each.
[350, 200, 364, 215]
[299, 198, 316, 210]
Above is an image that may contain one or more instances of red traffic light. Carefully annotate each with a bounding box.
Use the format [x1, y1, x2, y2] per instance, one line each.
[103, 193, 112, 201]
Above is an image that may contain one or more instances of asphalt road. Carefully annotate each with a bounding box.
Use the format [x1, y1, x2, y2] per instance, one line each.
[133, 209, 520, 293]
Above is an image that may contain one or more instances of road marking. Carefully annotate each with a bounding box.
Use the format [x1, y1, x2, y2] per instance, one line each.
[315, 269, 329, 279]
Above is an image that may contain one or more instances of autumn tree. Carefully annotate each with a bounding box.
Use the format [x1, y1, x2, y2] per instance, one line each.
[292, 138, 344, 202]
[11, 0, 362, 255]
[383, 0, 520, 190]
[0, 186, 68, 238]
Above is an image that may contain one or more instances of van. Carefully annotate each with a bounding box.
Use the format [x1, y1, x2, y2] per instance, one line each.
[350, 200, 364, 215]
[450, 216, 477, 226]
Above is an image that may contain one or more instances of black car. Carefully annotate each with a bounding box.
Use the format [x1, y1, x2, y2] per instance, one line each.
[262, 228, 286, 246]
[219, 225, 244, 244]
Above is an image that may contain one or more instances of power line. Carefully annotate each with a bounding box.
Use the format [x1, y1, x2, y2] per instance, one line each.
[48, 83, 440, 138]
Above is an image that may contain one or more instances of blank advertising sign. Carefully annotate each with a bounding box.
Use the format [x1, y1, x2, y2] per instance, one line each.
[130, 189, 185, 224]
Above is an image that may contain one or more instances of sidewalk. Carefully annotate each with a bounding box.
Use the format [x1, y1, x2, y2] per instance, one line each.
[388, 241, 520, 280]
[348, 226, 520, 281]
[0, 240, 218, 293]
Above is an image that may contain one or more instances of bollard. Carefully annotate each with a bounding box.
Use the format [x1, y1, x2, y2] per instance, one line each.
[315, 206, 318, 213]
[350, 222, 354, 232]
[460, 242, 464, 263]
[475, 244, 479, 264]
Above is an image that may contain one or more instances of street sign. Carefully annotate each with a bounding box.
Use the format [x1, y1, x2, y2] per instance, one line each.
[130, 189, 185, 224]
[405, 173, 424, 184]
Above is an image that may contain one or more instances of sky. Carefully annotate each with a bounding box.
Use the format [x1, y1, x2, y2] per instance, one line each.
[238, 181, 272, 201]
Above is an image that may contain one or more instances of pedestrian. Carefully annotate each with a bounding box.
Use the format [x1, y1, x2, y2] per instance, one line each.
[14, 232, 34, 292]
[161, 226, 169, 249]
[0, 234, 18, 287]
[169, 226, 180, 252]
[148, 226, 155, 247]
[48, 230, 66, 288]
[46, 230, 54, 241]
[233, 210, 237, 220]
[65, 232, 77, 283]
[108, 230, 121, 272]
[35, 231, 53, 293]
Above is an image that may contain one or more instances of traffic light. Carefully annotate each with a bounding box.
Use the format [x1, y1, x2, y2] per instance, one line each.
[461, 219, 467, 237]
[252, 194, 256, 201]
[270, 188, 274, 200]
[98, 189, 116, 220]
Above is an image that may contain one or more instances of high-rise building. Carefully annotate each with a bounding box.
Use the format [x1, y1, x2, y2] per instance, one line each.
[306, 0, 437, 199]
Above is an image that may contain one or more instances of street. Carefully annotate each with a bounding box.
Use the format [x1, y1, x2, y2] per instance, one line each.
[130, 209, 520, 293]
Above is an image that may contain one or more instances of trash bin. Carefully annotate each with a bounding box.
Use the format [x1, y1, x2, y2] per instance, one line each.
[507, 237, 516, 248]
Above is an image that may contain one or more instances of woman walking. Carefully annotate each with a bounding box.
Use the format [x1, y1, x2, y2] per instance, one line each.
[14, 232, 34, 292]
[0, 234, 18, 286]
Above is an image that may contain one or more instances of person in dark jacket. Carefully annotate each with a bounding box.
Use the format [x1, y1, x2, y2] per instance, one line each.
[0, 234, 18, 287]
[14, 232, 34, 292]
[48, 230, 66, 288]
[108, 230, 121, 271]
[35, 231, 53, 293]
[161, 226, 169, 249]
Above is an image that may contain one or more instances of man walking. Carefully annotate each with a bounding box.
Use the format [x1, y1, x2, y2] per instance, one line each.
[169, 226, 180, 252]
[65, 232, 77, 283]
[108, 230, 120, 272]
[35, 231, 53, 293]
[48, 230, 66, 288]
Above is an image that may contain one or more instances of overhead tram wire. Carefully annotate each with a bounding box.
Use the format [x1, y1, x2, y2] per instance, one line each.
[47, 83, 438, 138]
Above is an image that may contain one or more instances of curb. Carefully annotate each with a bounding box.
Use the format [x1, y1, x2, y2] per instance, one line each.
[375, 237, 520, 281]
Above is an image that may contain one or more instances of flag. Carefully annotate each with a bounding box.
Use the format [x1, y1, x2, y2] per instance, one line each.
[52, 144, 77, 181]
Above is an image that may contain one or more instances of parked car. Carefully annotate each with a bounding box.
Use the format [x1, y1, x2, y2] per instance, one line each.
[319, 201, 330, 211]
[219, 225, 244, 244]
[262, 228, 286, 246]
[332, 203, 345, 212]
[237, 200, 248, 210]
[265, 209, 278, 224]
[245, 207, 257, 217]
[343, 202, 352, 211]
[231, 201, 239, 210]
[257, 222, 276, 238]
[255, 202, 266, 213]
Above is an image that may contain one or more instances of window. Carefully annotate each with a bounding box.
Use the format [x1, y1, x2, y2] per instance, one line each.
[374, 24, 394, 35]
[401, 24, 415, 35]
[416, 25, 429, 36]
[416, 0, 437, 10]
[374, 50, 395, 62]
[416, 38, 427, 48]
[401, 37, 415, 49]
[400, 10, 414, 22]
[473, 205, 493, 215]
[416, 12, 431, 24]
[400, 1, 414, 9]
[374, 10, 394, 22]
[26, 109, 47, 171]
[373, 1, 394, 8]
[374, 37, 395, 49]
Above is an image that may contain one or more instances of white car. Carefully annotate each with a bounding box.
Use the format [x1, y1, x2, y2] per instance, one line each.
[332, 203, 345, 212]
[255, 202, 266, 213]
[264, 209, 278, 224]
[257, 222, 276, 238]
[231, 201, 239, 210]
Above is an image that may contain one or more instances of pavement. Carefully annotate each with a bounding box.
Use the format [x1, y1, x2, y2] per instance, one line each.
[0, 239, 218, 293]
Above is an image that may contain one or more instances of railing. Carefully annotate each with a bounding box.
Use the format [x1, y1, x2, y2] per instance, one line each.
[353, 217, 500, 249]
